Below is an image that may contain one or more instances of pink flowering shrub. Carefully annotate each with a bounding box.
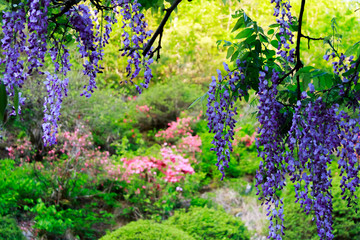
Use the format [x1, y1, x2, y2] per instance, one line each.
[232, 127, 257, 147]
[119, 147, 194, 184]
[114, 146, 195, 220]
[7, 126, 114, 202]
[41, 126, 113, 201]
[136, 105, 152, 113]
[155, 113, 202, 159]
[6, 138, 34, 165]
[155, 116, 194, 141]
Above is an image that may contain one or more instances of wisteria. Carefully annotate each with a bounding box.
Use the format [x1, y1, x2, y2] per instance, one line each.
[206, 62, 247, 180]
[0, 0, 154, 146]
[207, 0, 360, 239]
[27, 0, 50, 75]
[118, 0, 154, 94]
[272, 0, 295, 62]
[255, 68, 287, 239]
[1, 6, 28, 100]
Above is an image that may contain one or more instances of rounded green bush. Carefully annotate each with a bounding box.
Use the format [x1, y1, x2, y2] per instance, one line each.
[0, 216, 25, 240]
[100, 219, 195, 240]
[165, 206, 250, 240]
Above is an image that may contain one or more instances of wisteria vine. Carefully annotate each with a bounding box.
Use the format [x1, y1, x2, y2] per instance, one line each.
[0, 0, 154, 146]
[207, 0, 360, 239]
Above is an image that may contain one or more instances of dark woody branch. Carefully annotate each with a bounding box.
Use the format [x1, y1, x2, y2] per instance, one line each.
[142, 0, 183, 57]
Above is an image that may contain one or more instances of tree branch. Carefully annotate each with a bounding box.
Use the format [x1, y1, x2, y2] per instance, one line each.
[142, 0, 182, 57]
[300, 34, 324, 41]
[294, 0, 306, 100]
[295, 0, 305, 66]
[278, 0, 306, 91]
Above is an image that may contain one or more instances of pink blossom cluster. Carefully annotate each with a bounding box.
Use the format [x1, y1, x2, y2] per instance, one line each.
[155, 113, 203, 160]
[155, 112, 202, 139]
[155, 117, 194, 140]
[118, 146, 194, 183]
[6, 138, 33, 164]
[127, 96, 137, 101]
[177, 135, 202, 160]
[232, 130, 257, 147]
[159, 147, 195, 182]
[46, 126, 111, 179]
[136, 104, 151, 113]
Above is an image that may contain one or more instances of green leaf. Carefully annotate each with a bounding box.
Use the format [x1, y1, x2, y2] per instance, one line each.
[259, 33, 269, 43]
[244, 93, 249, 102]
[231, 16, 245, 33]
[295, 66, 315, 75]
[188, 93, 207, 109]
[269, 23, 279, 28]
[230, 50, 240, 62]
[267, 29, 274, 35]
[0, 83, 7, 123]
[270, 40, 279, 48]
[223, 41, 232, 47]
[345, 41, 360, 57]
[244, 35, 257, 44]
[226, 46, 235, 59]
[235, 28, 254, 39]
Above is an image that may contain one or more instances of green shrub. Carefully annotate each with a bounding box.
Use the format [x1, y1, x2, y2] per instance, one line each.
[134, 78, 203, 132]
[196, 131, 222, 182]
[0, 159, 43, 216]
[100, 220, 195, 240]
[27, 199, 113, 239]
[165, 206, 250, 240]
[0, 216, 25, 240]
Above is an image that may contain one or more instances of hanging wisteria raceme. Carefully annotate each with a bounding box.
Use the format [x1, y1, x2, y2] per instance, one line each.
[1, 5, 28, 94]
[42, 72, 69, 146]
[290, 96, 341, 239]
[206, 62, 247, 180]
[1, 5, 28, 116]
[272, 0, 295, 62]
[27, 0, 50, 75]
[255, 68, 286, 239]
[118, 0, 154, 94]
[323, 53, 360, 211]
[68, 5, 101, 98]
[42, 44, 72, 146]
[0, 0, 154, 145]
[337, 112, 360, 211]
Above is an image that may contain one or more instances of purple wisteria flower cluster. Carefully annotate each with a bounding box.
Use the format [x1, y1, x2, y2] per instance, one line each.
[117, 0, 154, 94]
[1, 5, 28, 116]
[255, 68, 287, 239]
[27, 0, 50, 75]
[289, 97, 339, 239]
[0, 0, 153, 146]
[207, 0, 360, 239]
[206, 61, 247, 180]
[272, 0, 295, 62]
